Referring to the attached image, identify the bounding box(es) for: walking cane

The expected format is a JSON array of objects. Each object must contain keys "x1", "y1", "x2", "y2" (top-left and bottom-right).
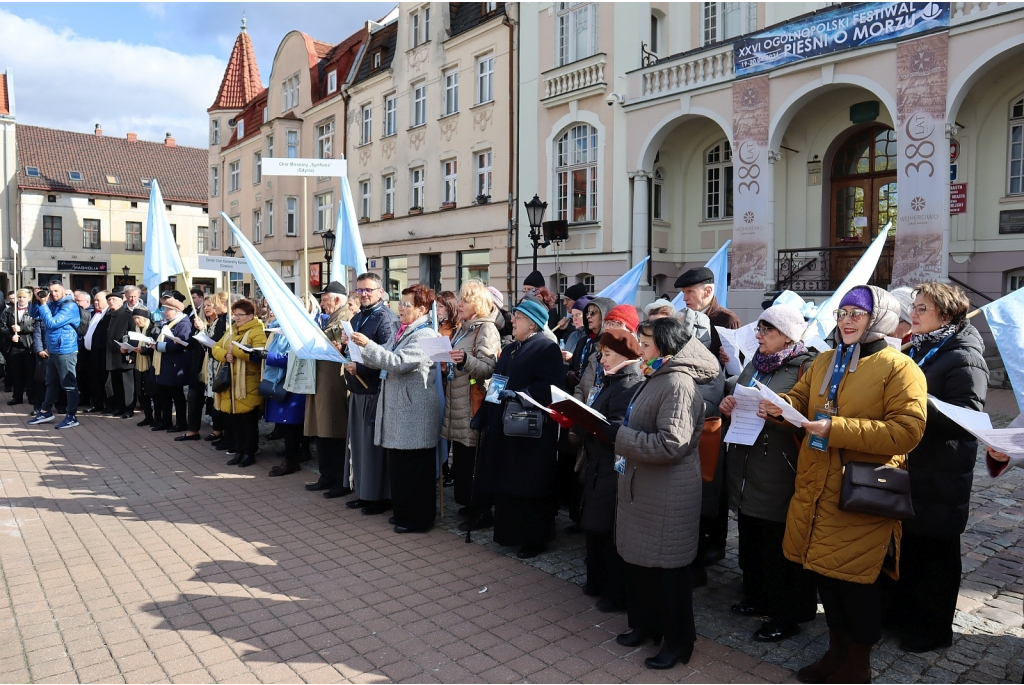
[{"x1": 466, "y1": 428, "x2": 481, "y2": 544}]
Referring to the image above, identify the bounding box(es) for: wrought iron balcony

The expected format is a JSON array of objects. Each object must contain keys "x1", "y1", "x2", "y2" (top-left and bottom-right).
[{"x1": 775, "y1": 244, "x2": 894, "y2": 292}]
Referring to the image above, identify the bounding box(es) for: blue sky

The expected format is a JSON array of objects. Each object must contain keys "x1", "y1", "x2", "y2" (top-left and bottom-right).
[{"x1": 0, "y1": 2, "x2": 393, "y2": 147}]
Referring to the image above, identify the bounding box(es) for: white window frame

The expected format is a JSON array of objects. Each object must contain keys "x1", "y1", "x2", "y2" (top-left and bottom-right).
[
  {"x1": 411, "y1": 167, "x2": 425, "y2": 208},
  {"x1": 286, "y1": 197, "x2": 298, "y2": 236},
  {"x1": 1009, "y1": 95, "x2": 1024, "y2": 195},
  {"x1": 317, "y1": 120, "x2": 334, "y2": 158},
  {"x1": 315, "y1": 192, "x2": 333, "y2": 233},
  {"x1": 360, "y1": 180, "x2": 372, "y2": 219},
  {"x1": 582, "y1": 274, "x2": 595, "y2": 294},
  {"x1": 383, "y1": 174, "x2": 396, "y2": 215},
  {"x1": 556, "y1": 2, "x2": 598, "y2": 67},
  {"x1": 485, "y1": 1, "x2": 497, "y2": 12},
  {"x1": 704, "y1": 139, "x2": 733, "y2": 220},
  {"x1": 253, "y1": 208, "x2": 262, "y2": 244},
  {"x1": 373, "y1": 52, "x2": 381, "y2": 69},
  {"x1": 228, "y1": 160, "x2": 240, "y2": 193},
  {"x1": 286, "y1": 130, "x2": 299, "y2": 158},
  {"x1": 412, "y1": 82, "x2": 426, "y2": 127},
  {"x1": 281, "y1": 72, "x2": 300, "y2": 112},
  {"x1": 653, "y1": 168, "x2": 664, "y2": 220},
  {"x1": 361, "y1": 105, "x2": 372, "y2": 145},
  {"x1": 412, "y1": 11, "x2": 421, "y2": 48},
  {"x1": 477, "y1": 54, "x2": 494, "y2": 104},
  {"x1": 384, "y1": 94, "x2": 397, "y2": 136},
  {"x1": 476, "y1": 150, "x2": 492, "y2": 199},
  {"x1": 265, "y1": 200, "x2": 274, "y2": 237},
  {"x1": 198, "y1": 225, "x2": 209, "y2": 254},
  {"x1": 210, "y1": 119, "x2": 220, "y2": 145},
  {"x1": 210, "y1": 166, "x2": 220, "y2": 197},
  {"x1": 327, "y1": 70, "x2": 338, "y2": 94},
  {"x1": 253, "y1": 151, "x2": 262, "y2": 184},
  {"x1": 442, "y1": 159, "x2": 458, "y2": 204},
  {"x1": 443, "y1": 68, "x2": 459, "y2": 116},
  {"x1": 1009, "y1": 268, "x2": 1024, "y2": 293},
  {"x1": 237, "y1": 118, "x2": 244, "y2": 139},
  {"x1": 266, "y1": 135, "x2": 274, "y2": 158},
  {"x1": 555, "y1": 124, "x2": 599, "y2": 223},
  {"x1": 83, "y1": 218, "x2": 101, "y2": 250},
  {"x1": 211, "y1": 218, "x2": 220, "y2": 251},
  {"x1": 703, "y1": 2, "x2": 757, "y2": 46}
]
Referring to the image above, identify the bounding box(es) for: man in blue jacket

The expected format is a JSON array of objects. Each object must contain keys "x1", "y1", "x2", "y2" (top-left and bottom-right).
[{"x1": 28, "y1": 280, "x2": 82, "y2": 428}]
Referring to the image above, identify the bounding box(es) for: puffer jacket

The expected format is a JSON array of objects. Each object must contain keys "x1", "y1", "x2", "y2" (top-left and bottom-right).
[
  {"x1": 31, "y1": 295, "x2": 79, "y2": 355},
  {"x1": 569, "y1": 297, "x2": 615, "y2": 395},
  {"x1": 903, "y1": 323, "x2": 988, "y2": 538},
  {"x1": 614, "y1": 336, "x2": 721, "y2": 569},
  {"x1": 441, "y1": 309, "x2": 501, "y2": 447},
  {"x1": 780, "y1": 287, "x2": 927, "y2": 583},
  {"x1": 211, "y1": 317, "x2": 267, "y2": 414}
]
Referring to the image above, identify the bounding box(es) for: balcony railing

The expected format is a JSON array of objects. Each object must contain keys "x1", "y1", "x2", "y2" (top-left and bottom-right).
[
  {"x1": 627, "y1": 42, "x2": 734, "y2": 103},
  {"x1": 951, "y1": 2, "x2": 1018, "y2": 24},
  {"x1": 542, "y1": 53, "x2": 607, "y2": 105},
  {"x1": 776, "y1": 244, "x2": 894, "y2": 292}
]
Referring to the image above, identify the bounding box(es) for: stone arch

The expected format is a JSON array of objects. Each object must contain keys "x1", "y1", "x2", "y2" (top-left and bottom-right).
[
  {"x1": 635, "y1": 107, "x2": 733, "y2": 172},
  {"x1": 946, "y1": 33, "x2": 1024, "y2": 124}
]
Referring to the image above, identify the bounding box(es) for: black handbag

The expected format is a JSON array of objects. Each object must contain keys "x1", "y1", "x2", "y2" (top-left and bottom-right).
[
  {"x1": 258, "y1": 378, "x2": 287, "y2": 402},
  {"x1": 839, "y1": 457, "x2": 915, "y2": 520},
  {"x1": 502, "y1": 397, "x2": 545, "y2": 439},
  {"x1": 210, "y1": 363, "x2": 232, "y2": 393}
]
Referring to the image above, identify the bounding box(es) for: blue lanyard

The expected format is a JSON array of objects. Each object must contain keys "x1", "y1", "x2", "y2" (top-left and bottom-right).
[
  {"x1": 826, "y1": 345, "x2": 856, "y2": 405},
  {"x1": 353, "y1": 303, "x2": 383, "y2": 333},
  {"x1": 623, "y1": 383, "x2": 650, "y2": 428},
  {"x1": 908, "y1": 334, "x2": 951, "y2": 368},
  {"x1": 747, "y1": 370, "x2": 773, "y2": 388}
]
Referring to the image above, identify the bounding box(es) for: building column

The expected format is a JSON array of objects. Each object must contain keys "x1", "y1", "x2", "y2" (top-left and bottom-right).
[{"x1": 629, "y1": 170, "x2": 650, "y2": 282}]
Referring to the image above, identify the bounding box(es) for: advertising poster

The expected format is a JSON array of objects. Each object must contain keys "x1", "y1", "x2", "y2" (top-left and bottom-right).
[{"x1": 730, "y1": 76, "x2": 771, "y2": 290}]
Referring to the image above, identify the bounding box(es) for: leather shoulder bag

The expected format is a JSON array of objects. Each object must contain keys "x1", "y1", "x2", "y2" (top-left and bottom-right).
[{"x1": 838, "y1": 451, "x2": 915, "y2": 520}]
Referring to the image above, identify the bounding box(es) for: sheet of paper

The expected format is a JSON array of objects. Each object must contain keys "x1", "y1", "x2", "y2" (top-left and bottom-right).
[
  {"x1": 116, "y1": 341, "x2": 135, "y2": 351},
  {"x1": 194, "y1": 332, "x2": 217, "y2": 348},
  {"x1": 884, "y1": 336, "x2": 902, "y2": 350},
  {"x1": 517, "y1": 391, "x2": 553, "y2": 415},
  {"x1": 805, "y1": 335, "x2": 831, "y2": 352},
  {"x1": 973, "y1": 429, "x2": 1024, "y2": 464},
  {"x1": 165, "y1": 333, "x2": 187, "y2": 346},
  {"x1": 550, "y1": 385, "x2": 608, "y2": 423},
  {"x1": 928, "y1": 395, "x2": 993, "y2": 434},
  {"x1": 230, "y1": 341, "x2": 264, "y2": 354},
  {"x1": 418, "y1": 335, "x2": 453, "y2": 362},
  {"x1": 340, "y1": 321, "x2": 363, "y2": 363},
  {"x1": 752, "y1": 379, "x2": 807, "y2": 427},
  {"x1": 734, "y1": 322, "x2": 759, "y2": 363},
  {"x1": 128, "y1": 331, "x2": 154, "y2": 344},
  {"x1": 723, "y1": 385, "x2": 766, "y2": 446},
  {"x1": 715, "y1": 326, "x2": 743, "y2": 376},
  {"x1": 929, "y1": 398, "x2": 1024, "y2": 463}
]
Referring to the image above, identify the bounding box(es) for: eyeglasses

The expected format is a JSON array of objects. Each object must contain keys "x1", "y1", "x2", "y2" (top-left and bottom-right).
[
  {"x1": 911, "y1": 304, "x2": 934, "y2": 315},
  {"x1": 833, "y1": 308, "x2": 869, "y2": 322},
  {"x1": 755, "y1": 323, "x2": 777, "y2": 335},
  {"x1": 354, "y1": 288, "x2": 379, "y2": 295},
  {"x1": 398, "y1": 301, "x2": 415, "y2": 309}
]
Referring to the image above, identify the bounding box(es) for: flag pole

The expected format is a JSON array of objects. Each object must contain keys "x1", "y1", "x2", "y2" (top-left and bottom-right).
[{"x1": 303, "y1": 176, "x2": 310, "y2": 301}]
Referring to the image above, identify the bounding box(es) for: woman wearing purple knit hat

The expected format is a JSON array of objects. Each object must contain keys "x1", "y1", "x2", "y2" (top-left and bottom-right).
[{"x1": 759, "y1": 285, "x2": 928, "y2": 683}]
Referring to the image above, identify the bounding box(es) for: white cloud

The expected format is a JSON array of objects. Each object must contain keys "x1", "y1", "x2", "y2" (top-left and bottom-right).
[{"x1": 0, "y1": 8, "x2": 222, "y2": 148}]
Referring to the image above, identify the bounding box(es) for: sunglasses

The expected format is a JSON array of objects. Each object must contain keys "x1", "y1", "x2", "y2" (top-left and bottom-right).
[{"x1": 833, "y1": 308, "x2": 869, "y2": 322}]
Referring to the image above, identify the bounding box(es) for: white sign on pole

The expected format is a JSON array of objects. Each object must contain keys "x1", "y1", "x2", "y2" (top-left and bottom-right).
[
  {"x1": 263, "y1": 158, "x2": 347, "y2": 177},
  {"x1": 198, "y1": 255, "x2": 252, "y2": 273}
]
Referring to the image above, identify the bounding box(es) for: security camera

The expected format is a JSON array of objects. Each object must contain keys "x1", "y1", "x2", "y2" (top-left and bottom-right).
[{"x1": 606, "y1": 93, "x2": 624, "y2": 106}]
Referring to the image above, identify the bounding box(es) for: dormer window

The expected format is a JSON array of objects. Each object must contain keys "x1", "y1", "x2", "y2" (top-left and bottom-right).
[
  {"x1": 327, "y1": 70, "x2": 338, "y2": 94},
  {"x1": 141, "y1": 179, "x2": 153, "y2": 189},
  {"x1": 237, "y1": 118, "x2": 245, "y2": 139},
  {"x1": 68, "y1": 171, "x2": 83, "y2": 182},
  {"x1": 373, "y1": 52, "x2": 381, "y2": 69},
  {"x1": 25, "y1": 166, "x2": 40, "y2": 177}
]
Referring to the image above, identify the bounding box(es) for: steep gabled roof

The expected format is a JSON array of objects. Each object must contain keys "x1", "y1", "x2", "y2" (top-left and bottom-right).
[
  {"x1": 17, "y1": 125, "x2": 208, "y2": 204},
  {"x1": 219, "y1": 89, "x2": 269, "y2": 151},
  {"x1": 312, "y1": 28, "x2": 365, "y2": 105},
  {"x1": 209, "y1": 23, "x2": 263, "y2": 112},
  {"x1": 353, "y1": 20, "x2": 397, "y2": 86}
]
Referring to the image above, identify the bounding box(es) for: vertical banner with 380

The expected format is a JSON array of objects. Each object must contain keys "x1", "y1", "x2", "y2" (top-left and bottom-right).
[
  {"x1": 731, "y1": 76, "x2": 771, "y2": 290},
  {"x1": 891, "y1": 32, "x2": 949, "y2": 287}
]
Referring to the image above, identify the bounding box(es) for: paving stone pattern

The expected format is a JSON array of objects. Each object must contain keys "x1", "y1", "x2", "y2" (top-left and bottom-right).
[{"x1": 0, "y1": 389, "x2": 1021, "y2": 683}]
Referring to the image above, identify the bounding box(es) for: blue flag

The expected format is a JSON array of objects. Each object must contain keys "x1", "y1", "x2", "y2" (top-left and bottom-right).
[
  {"x1": 332, "y1": 176, "x2": 367, "y2": 288},
  {"x1": 221, "y1": 213, "x2": 345, "y2": 363},
  {"x1": 982, "y1": 288, "x2": 1024, "y2": 413},
  {"x1": 431, "y1": 301, "x2": 448, "y2": 478},
  {"x1": 143, "y1": 179, "x2": 185, "y2": 311},
  {"x1": 596, "y1": 256, "x2": 650, "y2": 306},
  {"x1": 672, "y1": 240, "x2": 732, "y2": 311}
]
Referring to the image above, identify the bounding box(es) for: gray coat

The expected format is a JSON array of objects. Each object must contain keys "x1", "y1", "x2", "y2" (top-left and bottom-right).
[
  {"x1": 440, "y1": 309, "x2": 500, "y2": 447},
  {"x1": 614, "y1": 336, "x2": 720, "y2": 569},
  {"x1": 360, "y1": 315, "x2": 441, "y2": 450}
]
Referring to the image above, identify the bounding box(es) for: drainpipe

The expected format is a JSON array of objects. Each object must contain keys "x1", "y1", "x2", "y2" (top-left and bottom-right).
[{"x1": 503, "y1": 11, "x2": 518, "y2": 306}]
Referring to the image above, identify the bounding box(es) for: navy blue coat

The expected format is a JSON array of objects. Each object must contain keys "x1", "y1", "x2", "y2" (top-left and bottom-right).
[
  {"x1": 344, "y1": 301, "x2": 400, "y2": 394},
  {"x1": 264, "y1": 349, "x2": 305, "y2": 424},
  {"x1": 154, "y1": 315, "x2": 193, "y2": 387}
]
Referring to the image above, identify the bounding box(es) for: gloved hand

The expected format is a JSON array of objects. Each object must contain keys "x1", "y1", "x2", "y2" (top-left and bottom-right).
[
  {"x1": 470, "y1": 413, "x2": 482, "y2": 431},
  {"x1": 498, "y1": 389, "x2": 518, "y2": 401},
  {"x1": 597, "y1": 421, "x2": 621, "y2": 444},
  {"x1": 248, "y1": 349, "x2": 264, "y2": 363},
  {"x1": 549, "y1": 409, "x2": 574, "y2": 430}
]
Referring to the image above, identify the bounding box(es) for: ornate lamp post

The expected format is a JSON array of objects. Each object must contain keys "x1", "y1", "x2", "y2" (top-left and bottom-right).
[
  {"x1": 321, "y1": 229, "x2": 336, "y2": 285},
  {"x1": 524, "y1": 194, "x2": 549, "y2": 273}
]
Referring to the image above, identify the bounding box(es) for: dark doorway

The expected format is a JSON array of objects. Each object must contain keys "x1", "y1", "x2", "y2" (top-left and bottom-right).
[{"x1": 71, "y1": 274, "x2": 108, "y2": 294}]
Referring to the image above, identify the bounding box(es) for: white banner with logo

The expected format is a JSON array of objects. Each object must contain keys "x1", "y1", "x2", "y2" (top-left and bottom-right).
[
  {"x1": 263, "y1": 157, "x2": 347, "y2": 177},
  {"x1": 892, "y1": 32, "x2": 949, "y2": 287},
  {"x1": 731, "y1": 76, "x2": 771, "y2": 290}
]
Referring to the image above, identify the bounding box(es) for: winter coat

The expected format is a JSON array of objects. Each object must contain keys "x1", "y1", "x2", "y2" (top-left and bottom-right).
[
  {"x1": 153, "y1": 314, "x2": 193, "y2": 386},
  {"x1": 263, "y1": 329, "x2": 306, "y2": 425},
  {"x1": 304, "y1": 308, "x2": 349, "y2": 438},
  {"x1": 105, "y1": 306, "x2": 136, "y2": 372},
  {"x1": 780, "y1": 340, "x2": 927, "y2": 583},
  {"x1": 31, "y1": 295, "x2": 79, "y2": 355},
  {"x1": 725, "y1": 350, "x2": 816, "y2": 523},
  {"x1": 614, "y1": 336, "x2": 721, "y2": 568},
  {"x1": 440, "y1": 309, "x2": 501, "y2": 447},
  {"x1": 578, "y1": 362, "x2": 644, "y2": 533},
  {"x1": 185, "y1": 311, "x2": 208, "y2": 385},
  {"x1": 903, "y1": 323, "x2": 988, "y2": 538},
  {"x1": 211, "y1": 317, "x2": 267, "y2": 414},
  {"x1": 0, "y1": 306, "x2": 35, "y2": 354},
  {"x1": 344, "y1": 301, "x2": 400, "y2": 395},
  {"x1": 476, "y1": 332, "x2": 566, "y2": 498},
  {"x1": 359, "y1": 315, "x2": 440, "y2": 450}
]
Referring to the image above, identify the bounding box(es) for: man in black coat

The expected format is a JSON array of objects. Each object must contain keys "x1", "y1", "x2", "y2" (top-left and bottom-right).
[
  {"x1": 104, "y1": 289, "x2": 136, "y2": 418},
  {"x1": 83, "y1": 291, "x2": 111, "y2": 414}
]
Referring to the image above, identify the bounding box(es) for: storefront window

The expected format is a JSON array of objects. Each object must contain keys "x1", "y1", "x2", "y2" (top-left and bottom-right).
[
  {"x1": 385, "y1": 256, "x2": 407, "y2": 303},
  {"x1": 457, "y1": 250, "x2": 490, "y2": 288}
]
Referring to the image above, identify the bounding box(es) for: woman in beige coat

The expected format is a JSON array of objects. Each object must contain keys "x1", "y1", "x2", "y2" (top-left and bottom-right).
[{"x1": 440, "y1": 280, "x2": 501, "y2": 532}]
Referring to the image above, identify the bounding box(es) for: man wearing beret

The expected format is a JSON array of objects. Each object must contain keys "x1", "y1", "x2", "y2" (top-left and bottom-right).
[{"x1": 674, "y1": 266, "x2": 741, "y2": 362}]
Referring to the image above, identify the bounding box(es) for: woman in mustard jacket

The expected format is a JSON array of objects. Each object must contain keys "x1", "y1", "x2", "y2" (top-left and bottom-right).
[
  {"x1": 760, "y1": 285, "x2": 927, "y2": 684},
  {"x1": 210, "y1": 298, "x2": 267, "y2": 468}
]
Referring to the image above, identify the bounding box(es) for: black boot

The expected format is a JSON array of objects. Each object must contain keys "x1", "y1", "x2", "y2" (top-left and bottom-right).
[
  {"x1": 238, "y1": 454, "x2": 255, "y2": 468},
  {"x1": 644, "y1": 642, "x2": 694, "y2": 670},
  {"x1": 226, "y1": 454, "x2": 243, "y2": 466}
]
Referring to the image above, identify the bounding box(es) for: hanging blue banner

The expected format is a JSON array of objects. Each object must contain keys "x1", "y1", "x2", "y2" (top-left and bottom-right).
[{"x1": 734, "y1": 2, "x2": 950, "y2": 77}]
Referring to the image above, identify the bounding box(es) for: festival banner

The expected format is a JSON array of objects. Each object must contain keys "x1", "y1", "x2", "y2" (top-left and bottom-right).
[
  {"x1": 730, "y1": 76, "x2": 770, "y2": 291},
  {"x1": 891, "y1": 32, "x2": 949, "y2": 287}
]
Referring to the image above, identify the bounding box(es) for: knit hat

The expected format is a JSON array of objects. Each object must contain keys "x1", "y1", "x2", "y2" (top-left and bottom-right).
[
  {"x1": 571, "y1": 295, "x2": 593, "y2": 312},
  {"x1": 758, "y1": 305, "x2": 806, "y2": 343},
  {"x1": 838, "y1": 286, "x2": 874, "y2": 314},
  {"x1": 599, "y1": 328, "x2": 641, "y2": 360},
  {"x1": 512, "y1": 299, "x2": 548, "y2": 331},
  {"x1": 644, "y1": 298, "x2": 676, "y2": 316},
  {"x1": 564, "y1": 282, "x2": 588, "y2": 301},
  {"x1": 523, "y1": 270, "x2": 544, "y2": 288},
  {"x1": 132, "y1": 307, "x2": 151, "y2": 320},
  {"x1": 604, "y1": 304, "x2": 639, "y2": 333},
  {"x1": 486, "y1": 286, "x2": 505, "y2": 309},
  {"x1": 889, "y1": 286, "x2": 914, "y2": 324}
]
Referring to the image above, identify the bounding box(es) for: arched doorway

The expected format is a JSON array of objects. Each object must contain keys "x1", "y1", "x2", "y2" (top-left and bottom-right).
[{"x1": 827, "y1": 124, "x2": 898, "y2": 287}]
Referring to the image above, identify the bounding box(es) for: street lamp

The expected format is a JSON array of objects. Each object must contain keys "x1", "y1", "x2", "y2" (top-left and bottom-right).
[
  {"x1": 223, "y1": 246, "x2": 235, "y2": 294},
  {"x1": 524, "y1": 194, "x2": 549, "y2": 273},
  {"x1": 224, "y1": 246, "x2": 235, "y2": 258},
  {"x1": 321, "y1": 229, "x2": 336, "y2": 286},
  {"x1": 122, "y1": 265, "x2": 130, "y2": 277}
]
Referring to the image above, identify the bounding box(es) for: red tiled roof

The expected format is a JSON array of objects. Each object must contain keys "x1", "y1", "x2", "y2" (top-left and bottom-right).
[
  {"x1": 0, "y1": 73, "x2": 9, "y2": 116},
  {"x1": 209, "y1": 29, "x2": 262, "y2": 112},
  {"x1": 312, "y1": 28, "x2": 365, "y2": 105},
  {"x1": 219, "y1": 89, "x2": 268, "y2": 151},
  {"x1": 16, "y1": 125, "x2": 208, "y2": 204},
  {"x1": 312, "y1": 39, "x2": 334, "y2": 60}
]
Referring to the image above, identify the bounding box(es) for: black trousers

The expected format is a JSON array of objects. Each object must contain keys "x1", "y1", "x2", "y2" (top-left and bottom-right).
[
  {"x1": 76, "y1": 347, "x2": 91, "y2": 407},
  {"x1": 109, "y1": 369, "x2": 135, "y2": 413},
  {"x1": 737, "y1": 513, "x2": 817, "y2": 625},
  {"x1": 211, "y1": 405, "x2": 226, "y2": 432},
  {"x1": 155, "y1": 384, "x2": 186, "y2": 427},
  {"x1": 135, "y1": 369, "x2": 153, "y2": 419},
  {"x1": 586, "y1": 531, "x2": 627, "y2": 604},
  {"x1": 626, "y1": 563, "x2": 697, "y2": 651},
  {"x1": 815, "y1": 573, "x2": 882, "y2": 645},
  {"x1": 186, "y1": 381, "x2": 206, "y2": 432},
  {"x1": 493, "y1": 493, "x2": 556, "y2": 548},
  {"x1": 228, "y1": 410, "x2": 259, "y2": 457},
  {"x1": 451, "y1": 440, "x2": 493, "y2": 511},
  {"x1": 89, "y1": 353, "x2": 109, "y2": 410},
  {"x1": 388, "y1": 447, "x2": 437, "y2": 531},
  {"x1": 7, "y1": 351, "x2": 34, "y2": 402},
  {"x1": 315, "y1": 437, "x2": 346, "y2": 483},
  {"x1": 890, "y1": 533, "x2": 961, "y2": 644},
  {"x1": 280, "y1": 424, "x2": 304, "y2": 462}
]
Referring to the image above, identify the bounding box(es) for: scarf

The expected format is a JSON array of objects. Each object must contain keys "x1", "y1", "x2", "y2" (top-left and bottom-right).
[
  {"x1": 135, "y1": 324, "x2": 152, "y2": 373},
  {"x1": 231, "y1": 329, "x2": 252, "y2": 401},
  {"x1": 152, "y1": 312, "x2": 185, "y2": 376},
  {"x1": 752, "y1": 341, "x2": 807, "y2": 375},
  {"x1": 642, "y1": 355, "x2": 672, "y2": 377},
  {"x1": 910, "y1": 322, "x2": 958, "y2": 351}
]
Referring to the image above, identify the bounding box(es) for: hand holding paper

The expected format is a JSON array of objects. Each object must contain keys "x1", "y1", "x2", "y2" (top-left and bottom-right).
[
  {"x1": 752, "y1": 379, "x2": 807, "y2": 427},
  {"x1": 715, "y1": 326, "x2": 744, "y2": 376},
  {"x1": 723, "y1": 385, "x2": 766, "y2": 445},
  {"x1": 194, "y1": 332, "x2": 217, "y2": 348},
  {"x1": 418, "y1": 335, "x2": 454, "y2": 362},
  {"x1": 128, "y1": 331, "x2": 155, "y2": 345},
  {"x1": 340, "y1": 321, "x2": 363, "y2": 363}
]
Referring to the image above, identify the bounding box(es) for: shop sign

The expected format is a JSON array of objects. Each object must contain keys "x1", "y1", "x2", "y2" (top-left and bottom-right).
[
  {"x1": 950, "y1": 183, "x2": 966, "y2": 215},
  {"x1": 735, "y1": 2, "x2": 950, "y2": 77},
  {"x1": 57, "y1": 260, "x2": 107, "y2": 273},
  {"x1": 309, "y1": 263, "x2": 321, "y2": 287}
]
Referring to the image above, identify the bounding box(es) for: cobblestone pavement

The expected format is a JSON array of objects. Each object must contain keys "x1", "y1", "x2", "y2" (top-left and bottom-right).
[{"x1": 1, "y1": 390, "x2": 1022, "y2": 683}]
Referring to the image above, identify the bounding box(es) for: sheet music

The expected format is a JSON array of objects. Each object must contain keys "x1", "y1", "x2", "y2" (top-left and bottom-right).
[
  {"x1": 715, "y1": 326, "x2": 744, "y2": 376},
  {"x1": 418, "y1": 335, "x2": 453, "y2": 362},
  {"x1": 340, "y1": 321, "x2": 363, "y2": 363},
  {"x1": 128, "y1": 331, "x2": 154, "y2": 344},
  {"x1": 752, "y1": 379, "x2": 807, "y2": 427},
  {"x1": 194, "y1": 332, "x2": 217, "y2": 348},
  {"x1": 723, "y1": 385, "x2": 766, "y2": 446},
  {"x1": 734, "y1": 322, "x2": 759, "y2": 363},
  {"x1": 928, "y1": 396, "x2": 1024, "y2": 464},
  {"x1": 550, "y1": 385, "x2": 609, "y2": 423}
]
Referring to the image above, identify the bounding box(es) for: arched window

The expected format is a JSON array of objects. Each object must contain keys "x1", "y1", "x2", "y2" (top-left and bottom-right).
[
  {"x1": 577, "y1": 273, "x2": 595, "y2": 294},
  {"x1": 556, "y1": 124, "x2": 599, "y2": 223},
  {"x1": 555, "y1": 273, "x2": 567, "y2": 295},
  {"x1": 1009, "y1": 95, "x2": 1024, "y2": 195},
  {"x1": 704, "y1": 140, "x2": 732, "y2": 220}
]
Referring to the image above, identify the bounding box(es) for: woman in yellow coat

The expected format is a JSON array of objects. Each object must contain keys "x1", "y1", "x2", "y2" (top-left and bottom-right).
[
  {"x1": 210, "y1": 298, "x2": 267, "y2": 468},
  {"x1": 760, "y1": 285, "x2": 927, "y2": 684}
]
